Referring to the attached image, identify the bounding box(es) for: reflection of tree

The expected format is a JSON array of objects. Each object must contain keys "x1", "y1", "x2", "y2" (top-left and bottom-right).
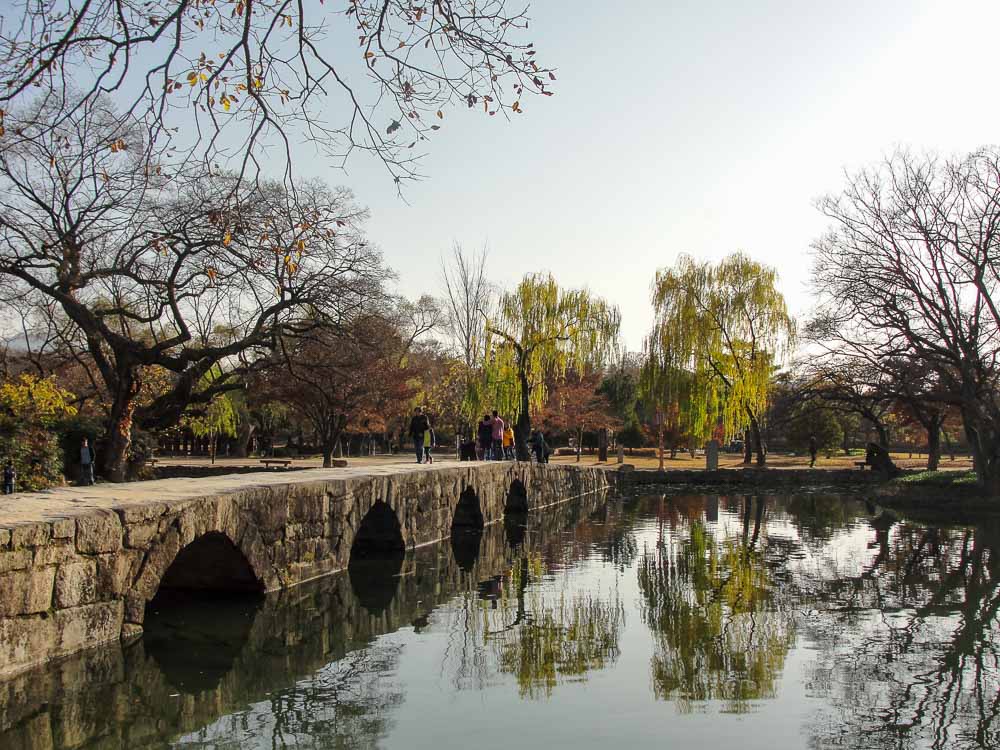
[
  {"x1": 804, "y1": 520, "x2": 1000, "y2": 750},
  {"x1": 174, "y1": 641, "x2": 404, "y2": 750},
  {"x1": 638, "y1": 503, "x2": 796, "y2": 713},
  {"x1": 439, "y1": 550, "x2": 626, "y2": 700},
  {"x1": 493, "y1": 569, "x2": 625, "y2": 699}
]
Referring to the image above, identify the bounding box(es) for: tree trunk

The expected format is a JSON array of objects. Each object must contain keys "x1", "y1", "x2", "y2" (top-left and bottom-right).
[
  {"x1": 232, "y1": 422, "x2": 255, "y2": 458},
  {"x1": 841, "y1": 424, "x2": 850, "y2": 455},
  {"x1": 743, "y1": 428, "x2": 752, "y2": 465},
  {"x1": 103, "y1": 373, "x2": 139, "y2": 482},
  {"x1": 926, "y1": 418, "x2": 942, "y2": 472},
  {"x1": 515, "y1": 368, "x2": 532, "y2": 461},
  {"x1": 749, "y1": 414, "x2": 766, "y2": 467},
  {"x1": 875, "y1": 421, "x2": 890, "y2": 449},
  {"x1": 962, "y1": 407, "x2": 1000, "y2": 490}
]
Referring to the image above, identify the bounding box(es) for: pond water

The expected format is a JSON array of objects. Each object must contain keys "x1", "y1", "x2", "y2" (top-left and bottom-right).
[{"x1": 2, "y1": 492, "x2": 999, "y2": 749}]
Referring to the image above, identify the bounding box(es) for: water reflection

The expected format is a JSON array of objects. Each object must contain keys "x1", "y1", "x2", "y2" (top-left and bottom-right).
[
  {"x1": 638, "y1": 496, "x2": 794, "y2": 712},
  {"x1": 801, "y1": 517, "x2": 1000, "y2": 749},
  {"x1": 3, "y1": 490, "x2": 1000, "y2": 749}
]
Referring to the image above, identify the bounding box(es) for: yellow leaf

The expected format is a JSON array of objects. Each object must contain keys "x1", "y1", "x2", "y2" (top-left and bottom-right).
[
  {"x1": 364, "y1": 51, "x2": 375, "y2": 59},
  {"x1": 222, "y1": 97, "x2": 231, "y2": 111},
  {"x1": 223, "y1": 231, "x2": 232, "y2": 246}
]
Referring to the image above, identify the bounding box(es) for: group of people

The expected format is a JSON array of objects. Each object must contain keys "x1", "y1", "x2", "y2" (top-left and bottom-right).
[
  {"x1": 477, "y1": 411, "x2": 515, "y2": 460},
  {"x1": 407, "y1": 406, "x2": 551, "y2": 464}
]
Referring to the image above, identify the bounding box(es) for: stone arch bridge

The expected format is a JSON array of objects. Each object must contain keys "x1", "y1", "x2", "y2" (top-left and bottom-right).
[
  {"x1": 0, "y1": 491, "x2": 614, "y2": 749},
  {"x1": 0, "y1": 462, "x2": 613, "y2": 679}
]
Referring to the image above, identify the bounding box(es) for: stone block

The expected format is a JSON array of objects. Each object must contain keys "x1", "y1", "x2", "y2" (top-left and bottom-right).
[
  {"x1": 54, "y1": 600, "x2": 123, "y2": 658},
  {"x1": 34, "y1": 542, "x2": 80, "y2": 566},
  {"x1": 50, "y1": 519, "x2": 75, "y2": 540},
  {"x1": 0, "y1": 612, "x2": 57, "y2": 679},
  {"x1": 133, "y1": 528, "x2": 179, "y2": 600},
  {"x1": 123, "y1": 594, "x2": 144, "y2": 624},
  {"x1": 288, "y1": 492, "x2": 324, "y2": 523},
  {"x1": 124, "y1": 521, "x2": 158, "y2": 548},
  {"x1": 0, "y1": 567, "x2": 55, "y2": 616},
  {"x1": 117, "y1": 502, "x2": 166, "y2": 525},
  {"x1": 10, "y1": 523, "x2": 51, "y2": 550},
  {"x1": 75, "y1": 511, "x2": 123, "y2": 554},
  {"x1": 96, "y1": 550, "x2": 142, "y2": 597},
  {"x1": 54, "y1": 559, "x2": 98, "y2": 608},
  {"x1": 0, "y1": 549, "x2": 32, "y2": 574}
]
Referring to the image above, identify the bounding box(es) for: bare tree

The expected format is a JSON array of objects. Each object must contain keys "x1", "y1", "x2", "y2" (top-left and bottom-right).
[
  {"x1": 265, "y1": 300, "x2": 435, "y2": 467},
  {"x1": 0, "y1": 96, "x2": 387, "y2": 479},
  {"x1": 0, "y1": 0, "x2": 556, "y2": 184},
  {"x1": 811, "y1": 147, "x2": 1000, "y2": 488},
  {"x1": 440, "y1": 241, "x2": 492, "y2": 368}
]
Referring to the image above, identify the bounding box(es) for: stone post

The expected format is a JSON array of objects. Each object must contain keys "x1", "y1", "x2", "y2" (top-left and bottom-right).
[
  {"x1": 617, "y1": 444, "x2": 624, "y2": 464},
  {"x1": 706, "y1": 439, "x2": 720, "y2": 471}
]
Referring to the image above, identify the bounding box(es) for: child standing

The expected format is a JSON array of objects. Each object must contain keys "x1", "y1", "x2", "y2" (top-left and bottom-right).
[
  {"x1": 423, "y1": 424, "x2": 435, "y2": 464},
  {"x1": 2, "y1": 459, "x2": 14, "y2": 494},
  {"x1": 503, "y1": 424, "x2": 515, "y2": 460}
]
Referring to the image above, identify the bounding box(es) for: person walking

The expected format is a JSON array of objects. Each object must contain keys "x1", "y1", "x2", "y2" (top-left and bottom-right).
[
  {"x1": 408, "y1": 407, "x2": 430, "y2": 464},
  {"x1": 477, "y1": 415, "x2": 493, "y2": 460},
  {"x1": 423, "y1": 422, "x2": 435, "y2": 464},
  {"x1": 2, "y1": 459, "x2": 14, "y2": 494},
  {"x1": 490, "y1": 411, "x2": 505, "y2": 461},
  {"x1": 80, "y1": 438, "x2": 95, "y2": 486},
  {"x1": 530, "y1": 430, "x2": 549, "y2": 464},
  {"x1": 503, "y1": 423, "x2": 515, "y2": 460},
  {"x1": 808, "y1": 434, "x2": 819, "y2": 468}
]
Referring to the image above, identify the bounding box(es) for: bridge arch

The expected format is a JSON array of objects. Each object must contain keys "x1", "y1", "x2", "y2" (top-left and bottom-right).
[
  {"x1": 451, "y1": 486, "x2": 485, "y2": 532},
  {"x1": 157, "y1": 531, "x2": 264, "y2": 594},
  {"x1": 349, "y1": 500, "x2": 406, "y2": 615},
  {"x1": 505, "y1": 478, "x2": 529, "y2": 514}
]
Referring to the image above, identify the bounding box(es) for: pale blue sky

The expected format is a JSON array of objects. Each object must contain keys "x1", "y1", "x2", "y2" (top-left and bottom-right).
[{"x1": 287, "y1": 0, "x2": 999, "y2": 349}]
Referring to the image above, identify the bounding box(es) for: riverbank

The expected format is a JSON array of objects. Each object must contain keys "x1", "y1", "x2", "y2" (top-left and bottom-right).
[{"x1": 615, "y1": 465, "x2": 1000, "y2": 517}]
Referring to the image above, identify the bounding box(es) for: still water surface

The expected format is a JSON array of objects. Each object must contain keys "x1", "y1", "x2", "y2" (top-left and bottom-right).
[{"x1": 3, "y1": 492, "x2": 1000, "y2": 749}]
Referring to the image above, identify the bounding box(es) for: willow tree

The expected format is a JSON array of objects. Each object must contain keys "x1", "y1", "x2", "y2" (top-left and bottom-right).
[
  {"x1": 485, "y1": 274, "x2": 620, "y2": 459},
  {"x1": 646, "y1": 253, "x2": 795, "y2": 466}
]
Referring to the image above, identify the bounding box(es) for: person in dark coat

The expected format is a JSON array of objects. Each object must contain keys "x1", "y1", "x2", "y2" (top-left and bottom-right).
[
  {"x1": 808, "y1": 434, "x2": 818, "y2": 468},
  {"x1": 2, "y1": 459, "x2": 14, "y2": 494},
  {"x1": 477, "y1": 415, "x2": 493, "y2": 461},
  {"x1": 408, "y1": 407, "x2": 430, "y2": 464},
  {"x1": 80, "y1": 438, "x2": 96, "y2": 486},
  {"x1": 530, "y1": 430, "x2": 549, "y2": 464}
]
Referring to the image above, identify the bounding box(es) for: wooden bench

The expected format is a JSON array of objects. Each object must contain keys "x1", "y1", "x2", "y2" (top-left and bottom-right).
[
  {"x1": 260, "y1": 459, "x2": 292, "y2": 469},
  {"x1": 144, "y1": 458, "x2": 158, "y2": 467},
  {"x1": 855, "y1": 461, "x2": 868, "y2": 470}
]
